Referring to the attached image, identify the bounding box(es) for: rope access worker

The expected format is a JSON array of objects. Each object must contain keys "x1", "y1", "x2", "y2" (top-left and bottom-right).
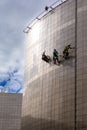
[
  {"x1": 42, "y1": 51, "x2": 51, "y2": 63},
  {"x1": 53, "y1": 49, "x2": 60, "y2": 64},
  {"x1": 63, "y1": 44, "x2": 73, "y2": 59}
]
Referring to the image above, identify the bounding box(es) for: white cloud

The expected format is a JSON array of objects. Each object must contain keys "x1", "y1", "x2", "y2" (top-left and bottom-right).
[{"x1": 0, "y1": 0, "x2": 58, "y2": 93}]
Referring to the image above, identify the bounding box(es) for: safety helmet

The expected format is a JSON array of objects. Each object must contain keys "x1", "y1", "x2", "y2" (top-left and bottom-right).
[{"x1": 54, "y1": 49, "x2": 56, "y2": 51}]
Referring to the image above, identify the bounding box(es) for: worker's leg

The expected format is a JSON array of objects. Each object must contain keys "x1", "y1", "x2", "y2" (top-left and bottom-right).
[
  {"x1": 65, "y1": 52, "x2": 69, "y2": 59},
  {"x1": 42, "y1": 55, "x2": 49, "y2": 62},
  {"x1": 53, "y1": 56, "x2": 56, "y2": 64},
  {"x1": 63, "y1": 51, "x2": 66, "y2": 58},
  {"x1": 56, "y1": 56, "x2": 60, "y2": 63},
  {"x1": 66, "y1": 52, "x2": 69, "y2": 57},
  {"x1": 45, "y1": 56, "x2": 49, "y2": 62},
  {"x1": 47, "y1": 56, "x2": 51, "y2": 62}
]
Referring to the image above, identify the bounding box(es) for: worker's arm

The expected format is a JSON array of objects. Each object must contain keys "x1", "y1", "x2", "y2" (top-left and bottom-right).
[
  {"x1": 70, "y1": 47, "x2": 75, "y2": 49},
  {"x1": 70, "y1": 46, "x2": 75, "y2": 49}
]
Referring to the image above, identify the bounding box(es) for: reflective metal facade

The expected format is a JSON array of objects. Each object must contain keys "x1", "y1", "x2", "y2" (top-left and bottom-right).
[{"x1": 22, "y1": 0, "x2": 87, "y2": 130}]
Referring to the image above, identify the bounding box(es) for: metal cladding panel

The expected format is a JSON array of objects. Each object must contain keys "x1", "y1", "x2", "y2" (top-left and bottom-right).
[
  {"x1": 0, "y1": 93, "x2": 22, "y2": 130},
  {"x1": 22, "y1": 0, "x2": 87, "y2": 130},
  {"x1": 77, "y1": 0, "x2": 87, "y2": 129}
]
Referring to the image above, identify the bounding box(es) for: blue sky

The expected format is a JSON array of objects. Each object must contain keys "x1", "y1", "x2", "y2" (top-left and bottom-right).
[{"x1": 0, "y1": 0, "x2": 58, "y2": 93}]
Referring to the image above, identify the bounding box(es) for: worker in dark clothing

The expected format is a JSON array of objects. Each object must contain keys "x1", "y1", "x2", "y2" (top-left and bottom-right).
[
  {"x1": 42, "y1": 51, "x2": 51, "y2": 63},
  {"x1": 63, "y1": 44, "x2": 73, "y2": 59},
  {"x1": 53, "y1": 49, "x2": 60, "y2": 64}
]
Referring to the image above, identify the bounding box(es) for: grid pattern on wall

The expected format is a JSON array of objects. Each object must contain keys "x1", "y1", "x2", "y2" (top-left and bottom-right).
[
  {"x1": 77, "y1": 0, "x2": 87, "y2": 130},
  {"x1": 22, "y1": 0, "x2": 87, "y2": 130},
  {"x1": 0, "y1": 93, "x2": 22, "y2": 130}
]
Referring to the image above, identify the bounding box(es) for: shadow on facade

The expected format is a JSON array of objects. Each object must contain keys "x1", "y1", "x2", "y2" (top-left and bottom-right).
[
  {"x1": 61, "y1": 56, "x2": 75, "y2": 67},
  {"x1": 21, "y1": 115, "x2": 75, "y2": 130}
]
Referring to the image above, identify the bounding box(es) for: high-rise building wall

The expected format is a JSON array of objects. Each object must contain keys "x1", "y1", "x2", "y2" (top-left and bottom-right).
[
  {"x1": 0, "y1": 93, "x2": 22, "y2": 130},
  {"x1": 77, "y1": 0, "x2": 87, "y2": 129},
  {"x1": 22, "y1": 0, "x2": 87, "y2": 130}
]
